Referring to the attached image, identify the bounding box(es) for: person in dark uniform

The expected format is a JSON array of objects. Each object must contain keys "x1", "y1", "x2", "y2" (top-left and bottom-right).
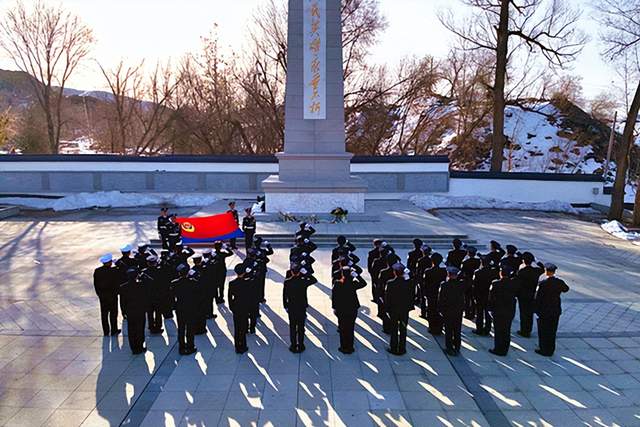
[
  {"x1": 439, "y1": 266, "x2": 467, "y2": 356},
  {"x1": 461, "y1": 247, "x2": 481, "y2": 320},
  {"x1": 229, "y1": 264, "x2": 253, "y2": 354},
  {"x1": 175, "y1": 243, "x2": 195, "y2": 266},
  {"x1": 385, "y1": 264, "x2": 413, "y2": 355},
  {"x1": 159, "y1": 250, "x2": 176, "y2": 319},
  {"x1": 415, "y1": 245, "x2": 433, "y2": 318},
  {"x1": 407, "y1": 239, "x2": 423, "y2": 307},
  {"x1": 292, "y1": 235, "x2": 318, "y2": 256},
  {"x1": 424, "y1": 252, "x2": 447, "y2": 335},
  {"x1": 485, "y1": 240, "x2": 505, "y2": 267},
  {"x1": 115, "y1": 244, "x2": 138, "y2": 320},
  {"x1": 120, "y1": 268, "x2": 148, "y2": 354},
  {"x1": 295, "y1": 222, "x2": 316, "y2": 240},
  {"x1": 374, "y1": 249, "x2": 398, "y2": 334},
  {"x1": 332, "y1": 255, "x2": 362, "y2": 281},
  {"x1": 93, "y1": 254, "x2": 121, "y2": 336},
  {"x1": 255, "y1": 237, "x2": 274, "y2": 303},
  {"x1": 157, "y1": 208, "x2": 170, "y2": 249},
  {"x1": 200, "y1": 248, "x2": 217, "y2": 318},
  {"x1": 140, "y1": 255, "x2": 164, "y2": 334},
  {"x1": 367, "y1": 239, "x2": 384, "y2": 302},
  {"x1": 283, "y1": 263, "x2": 318, "y2": 353},
  {"x1": 472, "y1": 257, "x2": 498, "y2": 336},
  {"x1": 242, "y1": 259, "x2": 260, "y2": 334},
  {"x1": 534, "y1": 263, "x2": 569, "y2": 356},
  {"x1": 332, "y1": 266, "x2": 367, "y2": 354},
  {"x1": 172, "y1": 264, "x2": 198, "y2": 355},
  {"x1": 500, "y1": 245, "x2": 522, "y2": 273},
  {"x1": 516, "y1": 252, "x2": 545, "y2": 338},
  {"x1": 446, "y1": 238, "x2": 467, "y2": 268},
  {"x1": 242, "y1": 208, "x2": 257, "y2": 252},
  {"x1": 167, "y1": 214, "x2": 182, "y2": 250},
  {"x1": 191, "y1": 255, "x2": 209, "y2": 335},
  {"x1": 212, "y1": 241, "x2": 233, "y2": 304},
  {"x1": 488, "y1": 264, "x2": 519, "y2": 356},
  {"x1": 227, "y1": 201, "x2": 239, "y2": 249},
  {"x1": 332, "y1": 235, "x2": 356, "y2": 262}
]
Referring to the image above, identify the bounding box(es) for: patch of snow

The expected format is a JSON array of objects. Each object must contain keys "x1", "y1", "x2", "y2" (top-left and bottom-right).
[
  {"x1": 600, "y1": 220, "x2": 640, "y2": 241},
  {"x1": 410, "y1": 194, "x2": 578, "y2": 214},
  {"x1": 1, "y1": 191, "x2": 219, "y2": 211}
]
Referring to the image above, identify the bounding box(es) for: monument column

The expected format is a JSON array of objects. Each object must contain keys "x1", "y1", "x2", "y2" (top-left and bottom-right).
[{"x1": 262, "y1": 0, "x2": 367, "y2": 213}]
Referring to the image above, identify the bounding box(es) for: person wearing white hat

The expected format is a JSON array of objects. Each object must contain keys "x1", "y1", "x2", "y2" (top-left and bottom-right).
[
  {"x1": 115, "y1": 244, "x2": 138, "y2": 320},
  {"x1": 93, "y1": 254, "x2": 121, "y2": 336}
]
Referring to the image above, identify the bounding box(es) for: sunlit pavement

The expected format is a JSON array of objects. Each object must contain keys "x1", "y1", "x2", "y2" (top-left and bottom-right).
[{"x1": 0, "y1": 207, "x2": 639, "y2": 426}]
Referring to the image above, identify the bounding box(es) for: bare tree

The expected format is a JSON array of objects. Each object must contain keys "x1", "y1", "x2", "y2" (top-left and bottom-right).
[
  {"x1": 0, "y1": 1, "x2": 94, "y2": 153},
  {"x1": 590, "y1": 92, "x2": 620, "y2": 123},
  {"x1": 594, "y1": 0, "x2": 640, "y2": 223},
  {"x1": 440, "y1": 0, "x2": 586, "y2": 171}
]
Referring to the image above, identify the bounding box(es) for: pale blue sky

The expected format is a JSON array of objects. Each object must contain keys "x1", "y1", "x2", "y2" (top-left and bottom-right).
[{"x1": 0, "y1": 0, "x2": 616, "y2": 100}]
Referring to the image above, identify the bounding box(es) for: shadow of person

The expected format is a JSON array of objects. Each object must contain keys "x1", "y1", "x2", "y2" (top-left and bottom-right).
[{"x1": 95, "y1": 336, "x2": 132, "y2": 426}]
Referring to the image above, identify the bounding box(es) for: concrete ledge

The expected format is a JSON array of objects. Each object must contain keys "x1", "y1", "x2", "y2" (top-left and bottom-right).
[{"x1": 0, "y1": 206, "x2": 19, "y2": 219}]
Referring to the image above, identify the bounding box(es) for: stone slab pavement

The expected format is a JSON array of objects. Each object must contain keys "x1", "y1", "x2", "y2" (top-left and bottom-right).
[{"x1": 0, "y1": 206, "x2": 639, "y2": 426}]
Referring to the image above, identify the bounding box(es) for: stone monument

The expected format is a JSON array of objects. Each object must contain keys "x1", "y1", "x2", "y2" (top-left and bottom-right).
[{"x1": 262, "y1": 0, "x2": 367, "y2": 213}]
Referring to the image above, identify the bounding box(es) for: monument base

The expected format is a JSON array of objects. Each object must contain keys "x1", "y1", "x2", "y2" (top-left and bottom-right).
[{"x1": 262, "y1": 175, "x2": 367, "y2": 213}]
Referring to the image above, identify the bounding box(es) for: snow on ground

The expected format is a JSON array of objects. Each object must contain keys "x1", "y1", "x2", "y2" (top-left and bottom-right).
[
  {"x1": 410, "y1": 194, "x2": 578, "y2": 214},
  {"x1": 1, "y1": 192, "x2": 219, "y2": 211},
  {"x1": 601, "y1": 220, "x2": 640, "y2": 242}
]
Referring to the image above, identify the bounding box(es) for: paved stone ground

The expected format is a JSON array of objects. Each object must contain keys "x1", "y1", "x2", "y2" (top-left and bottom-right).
[{"x1": 0, "y1": 206, "x2": 639, "y2": 426}]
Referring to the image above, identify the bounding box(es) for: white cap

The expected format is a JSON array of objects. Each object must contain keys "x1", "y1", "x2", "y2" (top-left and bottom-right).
[
  {"x1": 120, "y1": 244, "x2": 133, "y2": 252},
  {"x1": 203, "y1": 248, "x2": 212, "y2": 255},
  {"x1": 100, "y1": 253, "x2": 113, "y2": 264}
]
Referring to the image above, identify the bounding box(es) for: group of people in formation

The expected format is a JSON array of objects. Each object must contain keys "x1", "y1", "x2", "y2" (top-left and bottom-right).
[{"x1": 94, "y1": 205, "x2": 569, "y2": 358}]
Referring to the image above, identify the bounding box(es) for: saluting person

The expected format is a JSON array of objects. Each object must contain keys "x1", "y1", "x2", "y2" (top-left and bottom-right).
[
  {"x1": 242, "y1": 208, "x2": 257, "y2": 252},
  {"x1": 157, "y1": 208, "x2": 170, "y2": 249},
  {"x1": 283, "y1": 264, "x2": 318, "y2": 353},
  {"x1": 172, "y1": 264, "x2": 198, "y2": 355},
  {"x1": 227, "y1": 201, "x2": 239, "y2": 249},
  {"x1": 229, "y1": 264, "x2": 253, "y2": 354},
  {"x1": 516, "y1": 252, "x2": 545, "y2": 338},
  {"x1": 534, "y1": 263, "x2": 569, "y2": 357},
  {"x1": 120, "y1": 269, "x2": 148, "y2": 355},
  {"x1": 385, "y1": 264, "x2": 413, "y2": 355},
  {"x1": 332, "y1": 266, "x2": 367, "y2": 354}
]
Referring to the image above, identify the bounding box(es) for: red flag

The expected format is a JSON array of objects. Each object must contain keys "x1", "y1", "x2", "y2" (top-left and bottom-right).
[{"x1": 176, "y1": 212, "x2": 243, "y2": 244}]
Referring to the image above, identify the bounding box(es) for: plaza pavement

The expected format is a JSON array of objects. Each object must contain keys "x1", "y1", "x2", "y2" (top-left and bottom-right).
[{"x1": 0, "y1": 206, "x2": 639, "y2": 426}]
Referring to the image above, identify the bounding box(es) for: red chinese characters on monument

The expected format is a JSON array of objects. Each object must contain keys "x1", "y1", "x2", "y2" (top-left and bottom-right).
[{"x1": 304, "y1": 0, "x2": 326, "y2": 119}]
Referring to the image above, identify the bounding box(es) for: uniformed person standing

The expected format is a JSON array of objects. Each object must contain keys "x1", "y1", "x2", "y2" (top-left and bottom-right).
[
  {"x1": 295, "y1": 222, "x2": 316, "y2": 240},
  {"x1": 229, "y1": 264, "x2": 253, "y2": 354},
  {"x1": 332, "y1": 266, "x2": 367, "y2": 354},
  {"x1": 140, "y1": 255, "x2": 164, "y2": 334},
  {"x1": 120, "y1": 269, "x2": 148, "y2": 354},
  {"x1": 415, "y1": 245, "x2": 433, "y2": 318},
  {"x1": 485, "y1": 240, "x2": 505, "y2": 267},
  {"x1": 424, "y1": 252, "x2": 447, "y2": 335},
  {"x1": 172, "y1": 264, "x2": 198, "y2": 355},
  {"x1": 407, "y1": 239, "x2": 423, "y2": 307},
  {"x1": 93, "y1": 254, "x2": 121, "y2": 336},
  {"x1": 227, "y1": 201, "x2": 239, "y2": 249},
  {"x1": 500, "y1": 245, "x2": 522, "y2": 273},
  {"x1": 488, "y1": 265, "x2": 519, "y2": 356},
  {"x1": 332, "y1": 235, "x2": 356, "y2": 262},
  {"x1": 157, "y1": 208, "x2": 171, "y2": 249},
  {"x1": 446, "y1": 238, "x2": 467, "y2": 268},
  {"x1": 472, "y1": 257, "x2": 498, "y2": 336},
  {"x1": 367, "y1": 239, "x2": 384, "y2": 302},
  {"x1": 534, "y1": 263, "x2": 569, "y2": 356},
  {"x1": 167, "y1": 214, "x2": 182, "y2": 250},
  {"x1": 516, "y1": 252, "x2": 545, "y2": 338},
  {"x1": 159, "y1": 250, "x2": 176, "y2": 319},
  {"x1": 385, "y1": 264, "x2": 413, "y2": 355},
  {"x1": 461, "y1": 247, "x2": 481, "y2": 320},
  {"x1": 374, "y1": 249, "x2": 398, "y2": 334},
  {"x1": 439, "y1": 267, "x2": 466, "y2": 356},
  {"x1": 242, "y1": 208, "x2": 257, "y2": 252},
  {"x1": 212, "y1": 241, "x2": 233, "y2": 304},
  {"x1": 191, "y1": 255, "x2": 209, "y2": 335},
  {"x1": 283, "y1": 264, "x2": 318, "y2": 353},
  {"x1": 115, "y1": 244, "x2": 138, "y2": 320},
  {"x1": 254, "y1": 237, "x2": 274, "y2": 303}
]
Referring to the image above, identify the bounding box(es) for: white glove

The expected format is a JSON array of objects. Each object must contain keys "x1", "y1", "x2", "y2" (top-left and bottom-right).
[
  {"x1": 305, "y1": 225, "x2": 310, "y2": 230},
  {"x1": 223, "y1": 243, "x2": 229, "y2": 249},
  {"x1": 304, "y1": 239, "x2": 309, "y2": 244},
  {"x1": 348, "y1": 261, "x2": 353, "y2": 266},
  {"x1": 264, "y1": 241, "x2": 270, "y2": 246},
  {"x1": 404, "y1": 268, "x2": 410, "y2": 275},
  {"x1": 245, "y1": 267, "x2": 252, "y2": 273},
  {"x1": 300, "y1": 268, "x2": 308, "y2": 275},
  {"x1": 351, "y1": 271, "x2": 358, "y2": 278},
  {"x1": 404, "y1": 274, "x2": 410, "y2": 280},
  {"x1": 302, "y1": 252, "x2": 307, "y2": 257},
  {"x1": 301, "y1": 260, "x2": 307, "y2": 266}
]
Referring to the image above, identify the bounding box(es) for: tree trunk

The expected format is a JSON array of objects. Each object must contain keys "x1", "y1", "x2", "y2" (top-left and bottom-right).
[
  {"x1": 634, "y1": 175, "x2": 640, "y2": 226},
  {"x1": 609, "y1": 80, "x2": 640, "y2": 220},
  {"x1": 490, "y1": 0, "x2": 510, "y2": 172}
]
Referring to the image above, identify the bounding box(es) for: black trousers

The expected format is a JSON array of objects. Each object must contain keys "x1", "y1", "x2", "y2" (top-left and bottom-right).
[
  {"x1": 119, "y1": 295, "x2": 128, "y2": 319},
  {"x1": 147, "y1": 305, "x2": 163, "y2": 332},
  {"x1": 337, "y1": 313, "x2": 357, "y2": 351},
  {"x1": 98, "y1": 297, "x2": 118, "y2": 335},
  {"x1": 444, "y1": 312, "x2": 463, "y2": 352},
  {"x1": 475, "y1": 301, "x2": 492, "y2": 334},
  {"x1": 248, "y1": 306, "x2": 259, "y2": 333},
  {"x1": 518, "y1": 294, "x2": 535, "y2": 335},
  {"x1": 176, "y1": 313, "x2": 195, "y2": 353},
  {"x1": 288, "y1": 312, "x2": 306, "y2": 349},
  {"x1": 426, "y1": 293, "x2": 442, "y2": 334},
  {"x1": 244, "y1": 231, "x2": 254, "y2": 252},
  {"x1": 214, "y1": 275, "x2": 226, "y2": 303},
  {"x1": 537, "y1": 315, "x2": 560, "y2": 356},
  {"x1": 389, "y1": 313, "x2": 409, "y2": 354},
  {"x1": 160, "y1": 233, "x2": 169, "y2": 249},
  {"x1": 206, "y1": 286, "x2": 216, "y2": 317},
  {"x1": 464, "y1": 285, "x2": 475, "y2": 319},
  {"x1": 233, "y1": 313, "x2": 249, "y2": 351},
  {"x1": 127, "y1": 312, "x2": 146, "y2": 354},
  {"x1": 492, "y1": 314, "x2": 514, "y2": 355}
]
